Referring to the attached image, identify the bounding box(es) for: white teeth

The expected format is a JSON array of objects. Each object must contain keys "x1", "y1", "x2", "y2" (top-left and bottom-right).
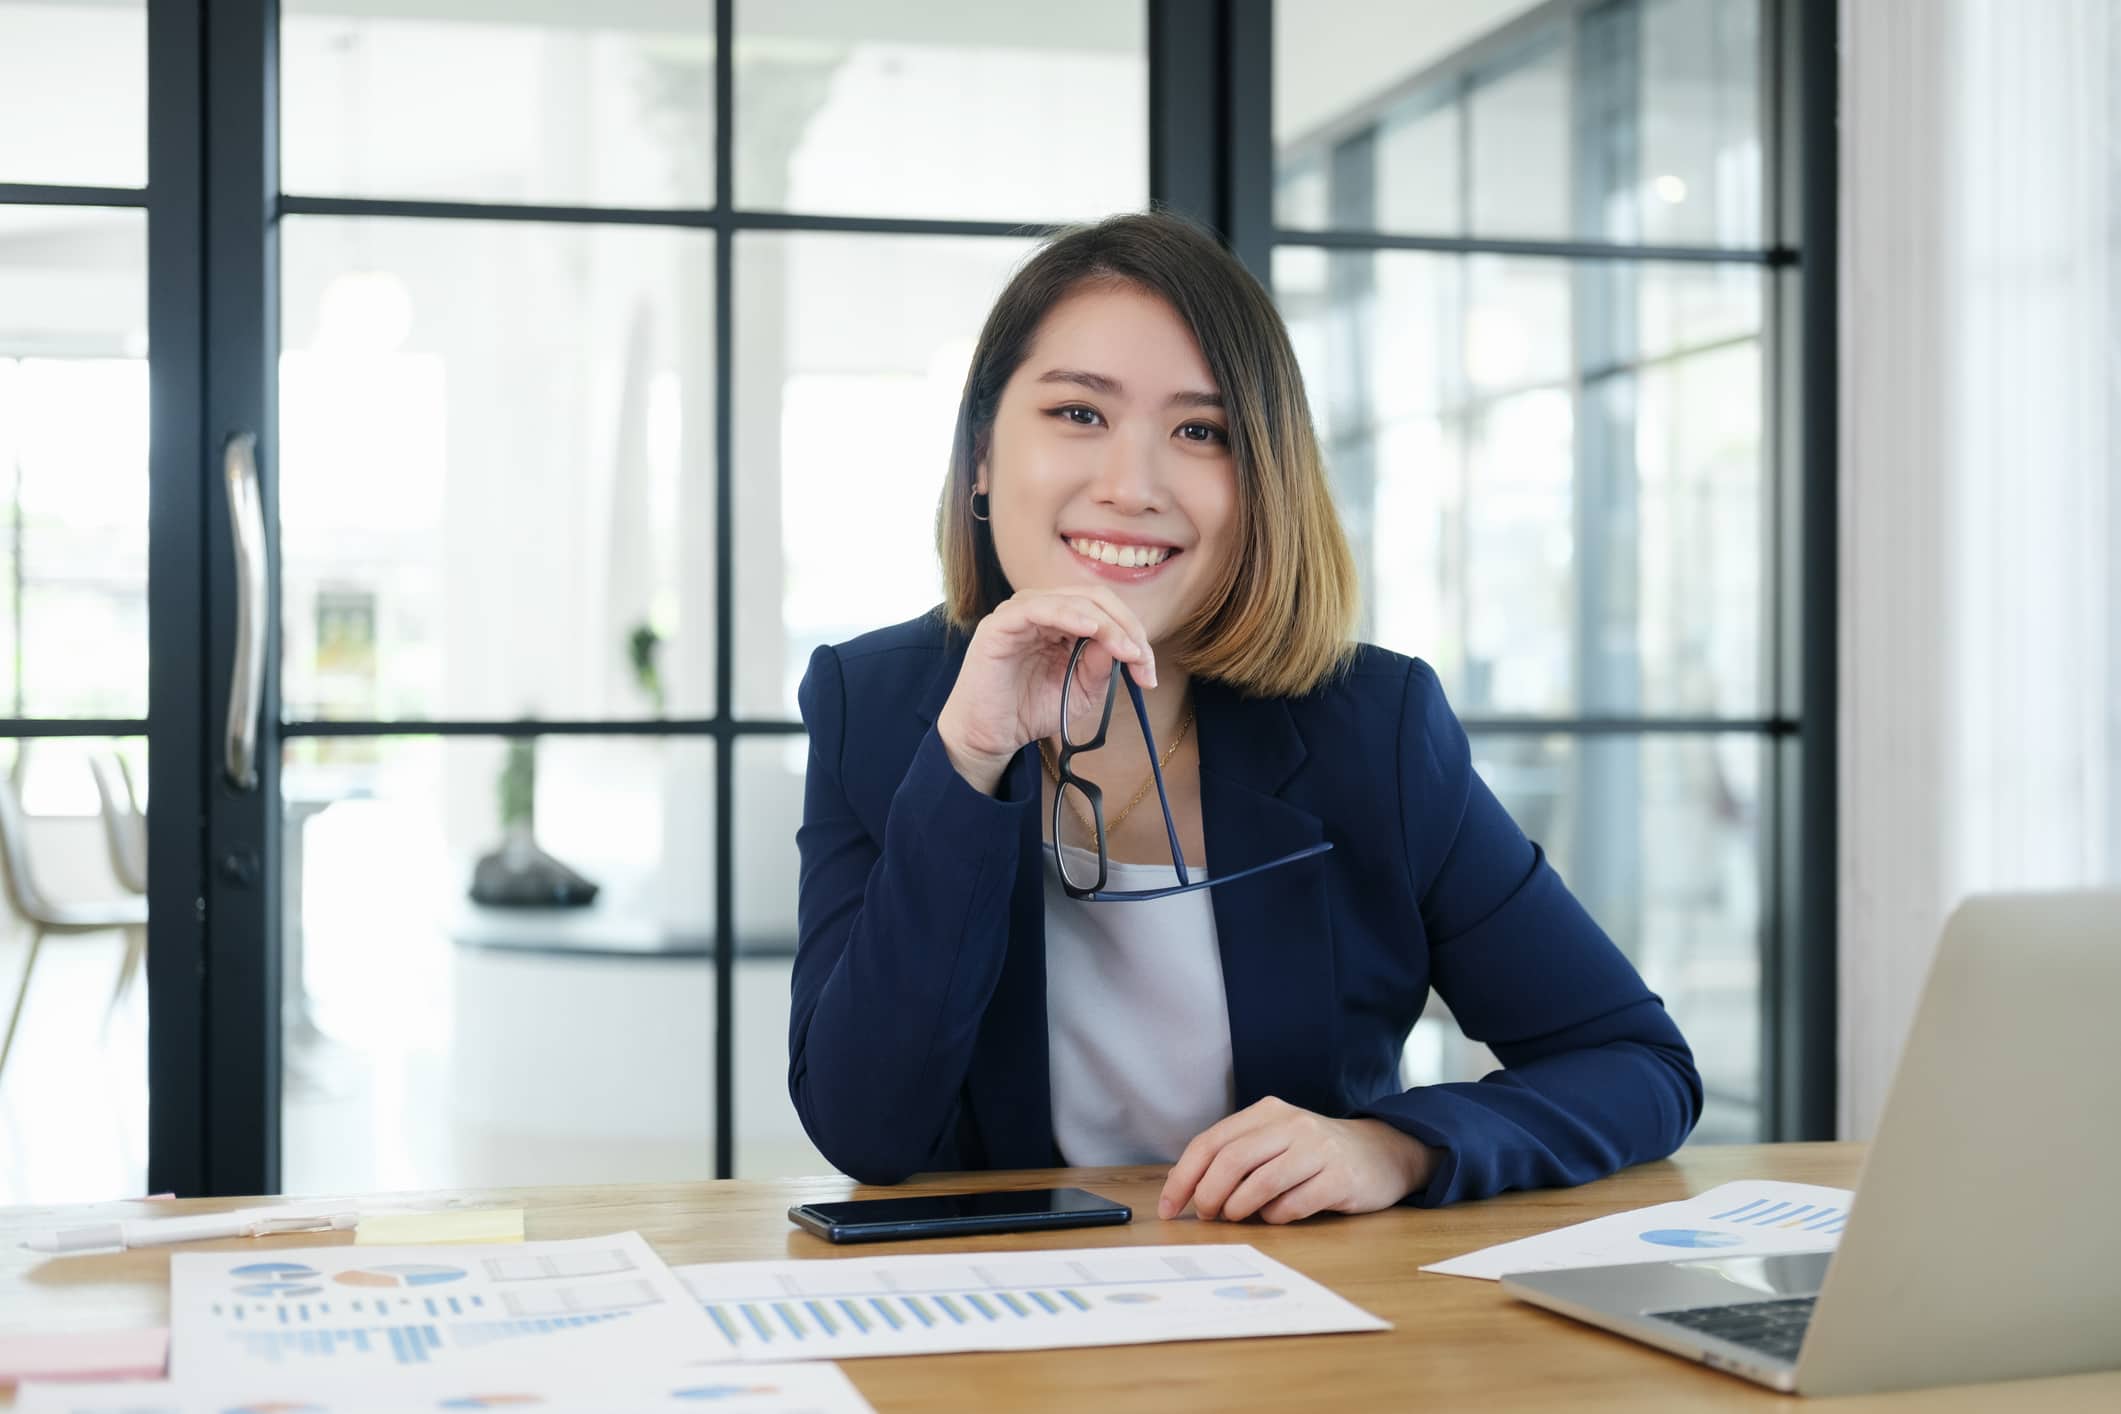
[{"x1": 1068, "y1": 536, "x2": 1171, "y2": 569}]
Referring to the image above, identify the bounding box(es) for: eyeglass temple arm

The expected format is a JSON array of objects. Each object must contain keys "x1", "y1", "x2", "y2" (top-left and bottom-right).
[
  {"x1": 1090, "y1": 842, "x2": 1335, "y2": 902},
  {"x1": 1120, "y1": 666, "x2": 1190, "y2": 888}
]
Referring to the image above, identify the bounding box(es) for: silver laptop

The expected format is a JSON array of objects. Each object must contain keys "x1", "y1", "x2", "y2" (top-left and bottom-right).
[{"x1": 1503, "y1": 891, "x2": 2121, "y2": 1397}]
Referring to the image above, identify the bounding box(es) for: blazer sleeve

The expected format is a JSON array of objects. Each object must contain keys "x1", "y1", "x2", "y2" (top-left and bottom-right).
[
  {"x1": 1350, "y1": 660, "x2": 1705, "y2": 1206},
  {"x1": 787, "y1": 643, "x2": 1031, "y2": 1184}
]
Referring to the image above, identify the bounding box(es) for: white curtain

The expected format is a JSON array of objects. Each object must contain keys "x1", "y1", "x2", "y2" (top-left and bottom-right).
[{"x1": 1839, "y1": 0, "x2": 2120, "y2": 1138}]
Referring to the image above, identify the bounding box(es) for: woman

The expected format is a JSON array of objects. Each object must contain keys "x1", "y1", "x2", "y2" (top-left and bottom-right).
[{"x1": 790, "y1": 211, "x2": 1700, "y2": 1223}]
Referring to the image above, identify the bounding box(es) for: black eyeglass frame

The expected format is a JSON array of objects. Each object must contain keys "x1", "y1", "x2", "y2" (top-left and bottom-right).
[{"x1": 1051, "y1": 636, "x2": 1333, "y2": 902}]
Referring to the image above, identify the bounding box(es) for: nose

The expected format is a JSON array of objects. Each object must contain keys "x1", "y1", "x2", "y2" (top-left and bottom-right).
[{"x1": 1087, "y1": 422, "x2": 1166, "y2": 514}]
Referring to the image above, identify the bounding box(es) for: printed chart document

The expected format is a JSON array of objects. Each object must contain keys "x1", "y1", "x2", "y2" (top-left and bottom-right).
[
  {"x1": 14, "y1": 1362, "x2": 873, "y2": 1414},
  {"x1": 170, "y1": 1232, "x2": 721, "y2": 1385},
  {"x1": 677, "y1": 1243, "x2": 1388, "y2": 1360},
  {"x1": 1422, "y1": 1180, "x2": 1854, "y2": 1280}
]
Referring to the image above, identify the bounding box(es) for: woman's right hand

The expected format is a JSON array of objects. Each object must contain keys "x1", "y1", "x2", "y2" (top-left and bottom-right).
[{"x1": 935, "y1": 586, "x2": 1157, "y2": 795}]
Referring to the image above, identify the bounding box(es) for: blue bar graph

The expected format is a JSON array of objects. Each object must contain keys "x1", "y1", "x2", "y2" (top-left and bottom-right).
[
  {"x1": 700, "y1": 1287, "x2": 1100, "y2": 1348},
  {"x1": 707, "y1": 1305, "x2": 742, "y2": 1347},
  {"x1": 1708, "y1": 1196, "x2": 1850, "y2": 1232},
  {"x1": 741, "y1": 1304, "x2": 772, "y2": 1342},
  {"x1": 238, "y1": 1312, "x2": 629, "y2": 1368}
]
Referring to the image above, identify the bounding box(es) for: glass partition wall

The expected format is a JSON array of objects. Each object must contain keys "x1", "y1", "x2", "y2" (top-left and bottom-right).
[
  {"x1": 1274, "y1": 0, "x2": 1801, "y2": 1141},
  {"x1": 0, "y1": 0, "x2": 1827, "y2": 1200},
  {"x1": 270, "y1": 0, "x2": 1148, "y2": 1191},
  {"x1": 0, "y1": 0, "x2": 152, "y2": 1204}
]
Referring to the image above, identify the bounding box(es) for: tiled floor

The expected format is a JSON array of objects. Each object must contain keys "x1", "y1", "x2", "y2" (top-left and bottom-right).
[
  {"x1": 0, "y1": 926, "x2": 148, "y2": 1206},
  {"x1": 0, "y1": 922, "x2": 829, "y2": 1209}
]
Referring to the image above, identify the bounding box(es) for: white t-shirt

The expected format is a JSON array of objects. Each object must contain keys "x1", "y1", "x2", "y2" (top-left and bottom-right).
[{"x1": 1041, "y1": 841, "x2": 1237, "y2": 1166}]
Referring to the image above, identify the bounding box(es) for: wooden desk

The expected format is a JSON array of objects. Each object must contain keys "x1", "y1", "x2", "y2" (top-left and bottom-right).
[{"x1": 3, "y1": 1143, "x2": 2115, "y2": 1411}]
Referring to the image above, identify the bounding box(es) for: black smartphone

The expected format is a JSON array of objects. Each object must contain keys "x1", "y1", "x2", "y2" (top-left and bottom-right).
[{"x1": 787, "y1": 1187, "x2": 1132, "y2": 1244}]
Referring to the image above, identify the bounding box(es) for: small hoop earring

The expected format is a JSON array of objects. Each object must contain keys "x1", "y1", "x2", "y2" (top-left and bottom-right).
[{"x1": 970, "y1": 491, "x2": 991, "y2": 522}]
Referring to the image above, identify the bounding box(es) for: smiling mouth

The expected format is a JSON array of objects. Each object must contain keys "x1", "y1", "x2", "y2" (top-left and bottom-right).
[{"x1": 1064, "y1": 536, "x2": 1180, "y2": 569}]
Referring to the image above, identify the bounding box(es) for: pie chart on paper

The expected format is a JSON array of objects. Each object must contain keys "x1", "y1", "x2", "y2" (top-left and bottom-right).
[
  {"x1": 671, "y1": 1387, "x2": 784, "y2": 1402},
  {"x1": 334, "y1": 1263, "x2": 470, "y2": 1289},
  {"x1": 1639, "y1": 1229, "x2": 1745, "y2": 1250}
]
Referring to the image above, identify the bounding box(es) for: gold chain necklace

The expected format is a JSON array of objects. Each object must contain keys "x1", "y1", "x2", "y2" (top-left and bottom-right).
[{"x1": 1038, "y1": 704, "x2": 1195, "y2": 844}]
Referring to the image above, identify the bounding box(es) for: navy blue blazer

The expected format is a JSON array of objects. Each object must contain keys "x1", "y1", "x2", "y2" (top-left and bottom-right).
[{"x1": 789, "y1": 611, "x2": 1702, "y2": 1205}]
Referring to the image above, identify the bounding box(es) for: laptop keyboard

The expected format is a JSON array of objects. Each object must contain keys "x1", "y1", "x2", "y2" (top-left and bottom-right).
[{"x1": 1650, "y1": 1295, "x2": 1816, "y2": 1363}]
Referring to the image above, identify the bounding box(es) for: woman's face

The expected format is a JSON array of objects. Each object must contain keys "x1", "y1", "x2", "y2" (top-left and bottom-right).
[{"x1": 978, "y1": 282, "x2": 1239, "y2": 649}]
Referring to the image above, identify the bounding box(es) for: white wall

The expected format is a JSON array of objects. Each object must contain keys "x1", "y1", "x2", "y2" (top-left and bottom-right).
[{"x1": 1838, "y1": 0, "x2": 2120, "y2": 1138}]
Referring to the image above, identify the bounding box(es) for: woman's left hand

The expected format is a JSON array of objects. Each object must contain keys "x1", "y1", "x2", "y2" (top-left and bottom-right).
[{"x1": 1157, "y1": 1097, "x2": 1438, "y2": 1224}]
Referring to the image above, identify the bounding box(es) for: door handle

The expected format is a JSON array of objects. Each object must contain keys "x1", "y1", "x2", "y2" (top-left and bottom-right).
[{"x1": 223, "y1": 431, "x2": 267, "y2": 791}]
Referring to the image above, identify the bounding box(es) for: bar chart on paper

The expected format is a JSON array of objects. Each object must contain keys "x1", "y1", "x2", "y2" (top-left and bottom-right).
[
  {"x1": 1422, "y1": 1180, "x2": 1857, "y2": 1280},
  {"x1": 1703, "y1": 1195, "x2": 1847, "y2": 1235},
  {"x1": 677, "y1": 1245, "x2": 1388, "y2": 1361},
  {"x1": 172, "y1": 1234, "x2": 721, "y2": 1386},
  {"x1": 12, "y1": 1362, "x2": 877, "y2": 1414}
]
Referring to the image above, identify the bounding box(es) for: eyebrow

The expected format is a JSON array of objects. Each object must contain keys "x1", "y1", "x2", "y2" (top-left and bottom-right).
[{"x1": 1035, "y1": 367, "x2": 1225, "y2": 410}]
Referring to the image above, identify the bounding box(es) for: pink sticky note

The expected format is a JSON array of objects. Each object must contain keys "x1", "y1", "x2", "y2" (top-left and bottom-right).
[{"x1": 0, "y1": 1327, "x2": 169, "y2": 1387}]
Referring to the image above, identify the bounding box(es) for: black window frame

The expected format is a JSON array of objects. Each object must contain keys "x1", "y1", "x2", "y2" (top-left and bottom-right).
[
  {"x1": 0, "y1": 0, "x2": 1830, "y2": 1197},
  {"x1": 1250, "y1": 0, "x2": 1836, "y2": 1142}
]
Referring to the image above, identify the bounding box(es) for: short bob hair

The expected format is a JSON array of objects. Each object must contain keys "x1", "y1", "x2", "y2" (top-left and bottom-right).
[{"x1": 936, "y1": 209, "x2": 1358, "y2": 699}]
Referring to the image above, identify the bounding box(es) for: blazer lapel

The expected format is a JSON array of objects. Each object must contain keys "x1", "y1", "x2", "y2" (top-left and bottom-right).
[
  {"x1": 914, "y1": 625, "x2": 1058, "y2": 1170},
  {"x1": 910, "y1": 623, "x2": 1340, "y2": 1160},
  {"x1": 1195, "y1": 681, "x2": 1343, "y2": 1119}
]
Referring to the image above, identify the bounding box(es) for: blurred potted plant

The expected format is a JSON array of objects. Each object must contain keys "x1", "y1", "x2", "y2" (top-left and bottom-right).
[
  {"x1": 469, "y1": 733, "x2": 599, "y2": 908},
  {"x1": 629, "y1": 621, "x2": 665, "y2": 716}
]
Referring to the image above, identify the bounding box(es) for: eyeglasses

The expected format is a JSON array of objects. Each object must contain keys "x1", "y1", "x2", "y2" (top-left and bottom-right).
[{"x1": 1051, "y1": 635, "x2": 1333, "y2": 902}]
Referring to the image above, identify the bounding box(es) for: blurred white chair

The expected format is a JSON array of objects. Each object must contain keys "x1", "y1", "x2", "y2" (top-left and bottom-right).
[
  {"x1": 89, "y1": 752, "x2": 147, "y2": 896},
  {"x1": 89, "y1": 752, "x2": 148, "y2": 1018},
  {"x1": 0, "y1": 773, "x2": 148, "y2": 1089}
]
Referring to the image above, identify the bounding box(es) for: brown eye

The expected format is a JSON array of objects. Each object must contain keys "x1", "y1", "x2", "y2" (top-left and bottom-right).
[{"x1": 1178, "y1": 422, "x2": 1227, "y2": 445}]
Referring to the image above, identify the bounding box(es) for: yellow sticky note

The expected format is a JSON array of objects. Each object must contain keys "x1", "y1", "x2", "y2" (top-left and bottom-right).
[{"x1": 356, "y1": 1208, "x2": 525, "y2": 1246}]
